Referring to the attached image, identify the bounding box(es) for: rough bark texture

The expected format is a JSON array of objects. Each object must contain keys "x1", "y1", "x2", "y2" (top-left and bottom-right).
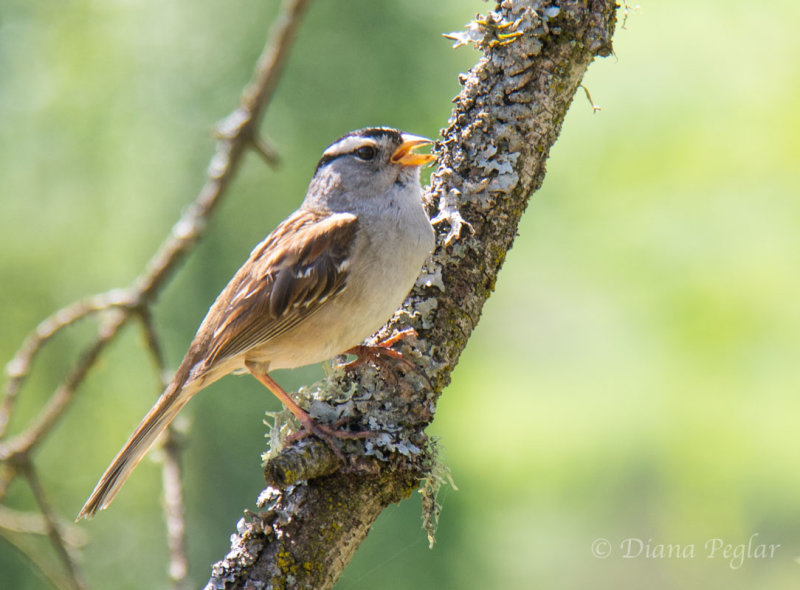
[{"x1": 206, "y1": 1, "x2": 617, "y2": 588}]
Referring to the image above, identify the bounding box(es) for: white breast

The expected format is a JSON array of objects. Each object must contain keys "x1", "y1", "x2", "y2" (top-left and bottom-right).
[{"x1": 250, "y1": 182, "x2": 434, "y2": 371}]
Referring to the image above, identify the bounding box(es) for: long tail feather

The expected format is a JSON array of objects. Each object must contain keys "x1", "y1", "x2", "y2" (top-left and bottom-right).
[{"x1": 76, "y1": 379, "x2": 201, "y2": 520}]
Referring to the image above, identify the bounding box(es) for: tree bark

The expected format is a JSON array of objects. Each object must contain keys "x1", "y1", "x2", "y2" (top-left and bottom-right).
[{"x1": 205, "y1": 1, "x2": 617, "y2": 588}]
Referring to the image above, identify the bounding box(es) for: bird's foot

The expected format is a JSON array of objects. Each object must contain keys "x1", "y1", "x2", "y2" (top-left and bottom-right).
[
  {"x1": 342, "y1": 328, "x2": 419, "y2": 373},
  {"x1": 285, "y1": 417, "x2": 375, "y2": 462}
]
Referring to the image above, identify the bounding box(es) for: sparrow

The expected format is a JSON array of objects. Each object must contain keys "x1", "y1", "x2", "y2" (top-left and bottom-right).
[{"x1": 78, "y1": 127, "x2": 436, "y2": 519}]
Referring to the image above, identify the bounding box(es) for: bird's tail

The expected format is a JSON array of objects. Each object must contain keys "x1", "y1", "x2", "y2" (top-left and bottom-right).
[{"x1": 76, "y1": 377, "x2": 202, "y2": 520}]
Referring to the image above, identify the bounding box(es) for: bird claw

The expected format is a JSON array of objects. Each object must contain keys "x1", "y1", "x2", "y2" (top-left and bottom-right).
[
  {"x1": 342, "y1": 328, "x2": 420, "y2": 373},
  {"x1": 341, "y1": 328, "x2": 434, "y2": 394},
  {"x1": 285, "y1": 417, "x2": 374, "y2": 462}
]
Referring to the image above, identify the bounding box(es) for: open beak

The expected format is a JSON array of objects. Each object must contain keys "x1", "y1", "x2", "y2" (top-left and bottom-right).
[{"x1": 390, "y1": 134, "x2": 436, "y2": 167}]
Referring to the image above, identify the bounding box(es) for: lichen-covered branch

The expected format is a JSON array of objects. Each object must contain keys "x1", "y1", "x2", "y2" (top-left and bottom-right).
[{"x1": 207, "y1": 1, "x2": 617, "y2": 588}]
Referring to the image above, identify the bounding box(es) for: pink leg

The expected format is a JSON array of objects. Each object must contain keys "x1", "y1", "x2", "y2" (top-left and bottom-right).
[{"x1": 246, "y1": 364, "x2": 372, "y2": 461}]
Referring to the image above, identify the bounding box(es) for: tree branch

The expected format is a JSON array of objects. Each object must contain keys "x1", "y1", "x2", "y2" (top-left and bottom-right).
[
  {"x1": 0, "y1": 0, "x2": 314, "y2": 585},
  {"x1": 207, "y1": 1, "x2": 617, "y2": 588}
]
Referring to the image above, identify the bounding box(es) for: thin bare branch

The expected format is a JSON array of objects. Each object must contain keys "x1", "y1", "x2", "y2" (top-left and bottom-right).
[
  {"x1": 580, "y1": 83, "x2": 602, "y2": 112},
  {"x1": 1, "y1": 289, "x2": 135, "y2": 439},
  {"x1": 0, "y1": 527, "x2": 79, "y2": 590},
  {"x1": 136, "y1": 0, "x2": 313, "y2": 300},
  {"x1": 1, "y1": 0, "x2": 316, "y2": 586},
  {"x1": 0, "y1": 464, "x2": 15, "y2": 503},
  {"x1": 162, "y1": 429, "x2": 190, "y2": 590},
  {"x1": 20, "y1": 460, "x2": 87, "y2": 590},
  {"x1": 0, "y1": 505, "x2": 87, "y2": 548},
  {"x1": 136, "y1": 307, "x2": 168, "y2": 380},
  {"x1": 0, "y1": 310, "x2": 130, "y2": 462},
  {"x1": 250, "y1": 135, "x2": 281, "y2": 167},
  {"x1": 137, "y1": 307, "x2": 191, "y2": 589}
]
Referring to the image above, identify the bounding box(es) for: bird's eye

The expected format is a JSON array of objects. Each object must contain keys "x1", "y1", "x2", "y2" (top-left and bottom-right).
[{"x1": 355, "y1": 145, "x2": 377, "y2": 161}]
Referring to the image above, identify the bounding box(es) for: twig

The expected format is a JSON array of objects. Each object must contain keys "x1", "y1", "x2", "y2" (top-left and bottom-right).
[
  {"x1": 136, "y1": 307, "x2": 168, "y2": 377},
  {"x1": 137, "y1": 309, "x2": 190, "y2": 589},
  {"x1": 0, "y1": 0, "x2": 315, "y2": 585},
  {"x1": 0, "y1": 464, "x2": 15, "y2": 502},
  {"x1": 0, "y1": 527, "x2": 79, "y2": 590},
  {"x1": 0, "y1": 310, "x2": 130, "y2": 461},
  {"x1": 580, "y1": 83, "x2": 602, "y2": 112},
  {"x1": 0, "y1": 505, "x2": 87, "y2": 547},
  {"x1": 19, "y1": 459, "x2": 87, "y2": 590},
  {"x1": 250, "y1": 135, "x2": 281, "y2": 167},
  {"x1": 162, "y1": 429, "x2": 189, "y2": 590},
  {"x1": 621, "y1": 2, "x2": 640, "y2": 30},
  {"x1": 1, "y1": 289, "x2": 135, "y2": 439}
]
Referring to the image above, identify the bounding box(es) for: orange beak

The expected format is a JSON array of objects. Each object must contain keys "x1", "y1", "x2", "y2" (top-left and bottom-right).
[{"x1": 390, "y1": 134, "x2": 436, "y2": 167}]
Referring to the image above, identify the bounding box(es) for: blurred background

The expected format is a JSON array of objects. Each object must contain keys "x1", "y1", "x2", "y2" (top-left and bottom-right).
[{"x1": 2, "y1": 0, "x2": 800, "y2": 588}]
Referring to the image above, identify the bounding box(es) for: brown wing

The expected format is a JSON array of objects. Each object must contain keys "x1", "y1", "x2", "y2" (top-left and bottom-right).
[{"x1": 193, "y1": 208, "x2": 358, "y2": 369}]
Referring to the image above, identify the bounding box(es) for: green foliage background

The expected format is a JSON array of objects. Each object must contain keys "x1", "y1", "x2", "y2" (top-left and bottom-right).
[{"x1": 2, "y1": 1, "x2": 799, "y2": 588}]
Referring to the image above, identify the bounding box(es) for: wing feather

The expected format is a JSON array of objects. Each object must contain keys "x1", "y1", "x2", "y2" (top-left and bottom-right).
[{"x1": 192, "y1": 209, "x2": 358, "y2": 369}]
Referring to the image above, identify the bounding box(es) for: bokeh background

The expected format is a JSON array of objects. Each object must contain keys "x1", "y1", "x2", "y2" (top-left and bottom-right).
[{"x1": 2, "y1": 0, "x2": 800, "y2": 588}]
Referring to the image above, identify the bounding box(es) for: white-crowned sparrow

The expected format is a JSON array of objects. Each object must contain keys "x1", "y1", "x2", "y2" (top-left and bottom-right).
[{"x1": 78, "y1": 127, "x2": 435, "y2": 519}]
